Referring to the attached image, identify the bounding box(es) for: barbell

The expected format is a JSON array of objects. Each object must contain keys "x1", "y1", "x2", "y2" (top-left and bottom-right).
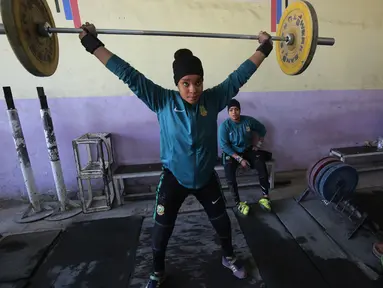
[{"x1": 0, "y1": 0, "x2": 335, "y2": 77}]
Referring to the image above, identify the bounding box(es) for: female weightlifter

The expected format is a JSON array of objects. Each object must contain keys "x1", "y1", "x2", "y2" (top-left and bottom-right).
[{"x1": 79, "y1": 22, "x2": 273, "y2": 288}]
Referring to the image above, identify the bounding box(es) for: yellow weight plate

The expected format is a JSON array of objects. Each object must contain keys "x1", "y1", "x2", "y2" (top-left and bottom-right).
[
  {"x1": 275, "y1": 1, "x2": 318, "y2": 75},
  {"x1": 1, "y1": 0, "x2": 59, "y2": 77}
]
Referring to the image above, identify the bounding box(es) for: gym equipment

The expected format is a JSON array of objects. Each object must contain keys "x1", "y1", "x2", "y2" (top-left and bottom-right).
[
  {"x1": 36, "y1": 87, "x2": 82, "y2": 221},
  {"x1": 297, "y1": 156, "x2": 366, "y2": 239},
  {"x1": 276, "y1": 0, "x2": 319, "y2": 75},
  {"x1": 313, "y1": 161, "x2": 342, "y2": 197},
  {"x1": 317, "y1": 162, "x2": 359, "y2": 203},
  {"x1": 300, "y1": 156, "x2": 359, "y2": 203},
  {"x1": 72, "y1": 133, "x2": 117, "y2": 213},
  {"x1": 2, "y1": 86, "x2": 54, "y2": 223},
  {"x1": 306, "y1": 156, "x2": 340, "y2": 192},
  {"x1": 0, "y1": 0, "x2": 335, "y2": 77},
  {"x1": 330, "y1": 145, "x2": 383, "y2": 172}
]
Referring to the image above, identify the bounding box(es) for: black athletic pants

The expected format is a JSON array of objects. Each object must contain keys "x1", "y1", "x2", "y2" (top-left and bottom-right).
[
  {"x1": 223, "y1": 148, "x2": 272, "y2": 205},
  {"x1": 151, "y1": 168, "x2": 233, "y2": 272}
]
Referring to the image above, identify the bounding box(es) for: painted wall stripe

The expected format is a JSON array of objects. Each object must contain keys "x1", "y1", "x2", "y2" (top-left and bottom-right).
[
  {"x1": 272, "y1": 0, "x2": 288, "y2": 32},
  {"x1": 62, "y1": 0, "x2": 72, "y2": 20},
  {"x1": 276, "y1": 0, "x2": 282, "y2": 24},
  {"x1": 54, "y1": 0, "x2": 60, "y2": 13},
  {"x1": 69, "y1": 0, "x2": 82, "y2": 28},
  {"x1": 271, "y1": 0, "x2": 277, "y2": 32}
]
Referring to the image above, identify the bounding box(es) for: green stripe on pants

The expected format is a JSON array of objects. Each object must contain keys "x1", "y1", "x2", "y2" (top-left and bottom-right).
[{"x1": 153, "y1": 172, "x2": 165, "y2": 220}]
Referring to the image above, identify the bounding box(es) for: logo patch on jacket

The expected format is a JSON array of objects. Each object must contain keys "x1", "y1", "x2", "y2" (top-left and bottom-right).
[
  {"x1": 246, "y1": 126, "x2": 251, "y2": 132},
  {"x1": 199, "y1": 105, "x2": 208, "y2": 116}
]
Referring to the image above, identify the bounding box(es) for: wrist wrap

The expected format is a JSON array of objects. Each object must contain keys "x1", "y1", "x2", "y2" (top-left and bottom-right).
[
  {"x1": 256, "y1": 40, "x2": 273, "y2": 57},
  {"x1": 81, "y1": 33, "x2": 105, "y2": 54}
]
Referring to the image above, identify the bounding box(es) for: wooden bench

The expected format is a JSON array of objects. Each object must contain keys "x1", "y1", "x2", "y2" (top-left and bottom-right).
[{"x1": 112, "y1": 159, "x2": 275, "y2": 205}]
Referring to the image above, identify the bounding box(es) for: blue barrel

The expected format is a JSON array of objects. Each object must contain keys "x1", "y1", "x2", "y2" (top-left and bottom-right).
[{"x1": 318, "y1": 162, "x2": 359, "y2": 202}]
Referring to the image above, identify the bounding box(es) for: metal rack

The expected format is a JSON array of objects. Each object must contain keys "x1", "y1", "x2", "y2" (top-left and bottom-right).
[{"x1": 72, "y1": 133, "x2": 116, "y2": 213}]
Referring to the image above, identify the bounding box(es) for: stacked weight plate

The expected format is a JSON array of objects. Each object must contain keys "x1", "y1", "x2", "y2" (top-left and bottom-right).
[{"x1": 306, "y1": 156, "x2": 359, "y2": 202}]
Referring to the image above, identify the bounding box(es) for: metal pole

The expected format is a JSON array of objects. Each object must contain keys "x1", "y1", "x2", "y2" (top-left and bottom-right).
[
  {"x1": 0, "y1": 24, "x2": 335, "y2": 45},
  {"x1": 2, "y1": 86, "x2": 54, "y2": 223},
  {"x1": 4, "y1": 88, "x2": 41, "y2": 211},
  {"x1": 36, "y1": 87, "x2": 82, "y2": 221},
  {"x1": 316, "y1": 37, "x2": 336, "y2": 46},
  {"x1": 37, "y1": 87, "x2": 66, "y2": 211}
]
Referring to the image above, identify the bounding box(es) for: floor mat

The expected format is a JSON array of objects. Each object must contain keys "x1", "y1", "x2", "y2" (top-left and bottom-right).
[
  {"x1": 0, "y1": 230, "x2": 61, "y2": 283},
  {"x1": 129, "y1": 210, "x2": 265, "y2": 288},
  {"x1": 28, "y1": 216, "x2": 143, "y2": 288},
  {"x1": 0, "y1": 280, "x2": 27, "y2": 288},
  {"x1": 235, "y1": 202, "x2": 330, "y2": 288},
  {"x1": 274, "y1": 198, "x2": 382, "y2": 287},
  {"x1": 299, "y1": 197, "x2": 382, "y2": 273}
]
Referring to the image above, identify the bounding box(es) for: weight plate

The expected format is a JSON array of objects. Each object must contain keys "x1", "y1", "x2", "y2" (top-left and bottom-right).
[
  {"x1": 313, "y1": 161, "x2": 340, "y2": 196},
  {"x1": 1, "y1": 0, "x2": 59, "y2": 77},
  {"x1": 276, "y1": 0, "x2": 319, "y2": 75},
  {"x1": 306, "y1": 156, "x2": 335, "y2": 187},
  {"x1": 308, "y1": 157, "x2": 339, "y2": 191},
  {"x1": 306, "y1": 158, "x2": 323, "y2": 185},
  {"x1": 318, "y1": 163, "x2": 358, "y2": 202}
]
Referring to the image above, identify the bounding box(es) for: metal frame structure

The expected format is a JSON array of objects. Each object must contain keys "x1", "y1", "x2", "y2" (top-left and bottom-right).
[{"x1": 72, "y1": 133, "x2": 116, "y2": 213}]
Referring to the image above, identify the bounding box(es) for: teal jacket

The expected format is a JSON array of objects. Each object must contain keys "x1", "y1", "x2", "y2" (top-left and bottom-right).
[
  {"x1": 219, "y1": 115, "x2": 266, "y2": 156},
  {"x1": 106, "y1": 54, "x2": 257, "y2": 189}
]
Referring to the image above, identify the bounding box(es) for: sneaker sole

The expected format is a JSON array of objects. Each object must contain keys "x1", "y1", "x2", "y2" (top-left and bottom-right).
[
  {"x1": 235, "y1": 209, "x2": 249, "y2": 217},
  {"x1": 145, "y1": 275, "x2": 167, "y2": 288},
  {"x1": 222, "y1": 262, "x2": 247, "y2": 279},
  {"x1": 259, "y1": 203, "x2": 271, "y2": 212}
]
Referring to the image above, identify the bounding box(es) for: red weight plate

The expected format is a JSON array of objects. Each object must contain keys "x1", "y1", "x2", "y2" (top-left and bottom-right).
[
  {"x1": 308, "y1": 157, "x2": 340, "y2": 191},
  {"x1": 306, "y1": 157, "x2": 332, "y2": 184},
  {"x1": 306, "y1": 156, "x2": 336, "y2": 186}
]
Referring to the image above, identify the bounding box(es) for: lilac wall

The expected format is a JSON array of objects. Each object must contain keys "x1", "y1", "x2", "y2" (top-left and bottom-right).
[{"x1": 1, "y1": 90, "x2": 383, "y2": 198}]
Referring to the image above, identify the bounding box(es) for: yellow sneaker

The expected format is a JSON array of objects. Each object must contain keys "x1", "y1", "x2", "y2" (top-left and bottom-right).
[
  {"x1": 236, "y1": 201, "x2": 250, "y2": 216},
  {"x1": 259, "y1": 197, "x2": 271, "y2": 212}
]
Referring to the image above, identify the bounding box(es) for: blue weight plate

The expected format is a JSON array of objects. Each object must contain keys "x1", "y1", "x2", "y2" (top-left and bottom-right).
[
  {"x1": 307, "y1": 156, "x2": 339, "y2": 191},
  {"x1": 314, "y1": 161, "x2": 340, "y2": 195},
  {"x1": 319, "y1": 163, "x2": 359, "y2": 202}
]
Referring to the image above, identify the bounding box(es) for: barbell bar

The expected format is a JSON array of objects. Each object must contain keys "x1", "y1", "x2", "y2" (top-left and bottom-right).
[
  {"x1": 0, "y1": 0, "x2": 335, "y2": 77},
  {"x1": 2, "y1": 25, "x2": 337, "y2": 46},
  {"x1": 0, "y1": 24, "x2": 336, "y2": 46}
]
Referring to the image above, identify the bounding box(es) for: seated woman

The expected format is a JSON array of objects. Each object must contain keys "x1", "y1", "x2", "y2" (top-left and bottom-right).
[{"x1": 219, "y1": 99, "x2": 272, "y2": 216}]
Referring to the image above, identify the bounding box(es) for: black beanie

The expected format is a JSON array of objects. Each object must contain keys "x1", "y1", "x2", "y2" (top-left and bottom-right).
[
  {"x1": 228, "y1": 99, "x2": 241, "y2": 111},
  {"x1": 172, "y1": 49, "x2": 204, "y2": 86}
]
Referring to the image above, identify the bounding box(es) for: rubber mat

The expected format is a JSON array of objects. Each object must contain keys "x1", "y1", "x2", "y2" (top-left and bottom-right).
[
  {"x1": 0, "y1": 230, "x2": 61, "y2": 283},
  {"x1": 235, "y1": 202, "x2": 330, "y2": 288},
  {"x1": 28, "y1": 216, "x2": 143, "y2": 288},
  {"x1": 299, "y1": 198, "x2": 381, "y2": 273},
  {"x1": 129, "y1": 210, "x2": 265, "y2": 288},
  {"x1": 0, "y1": 280, "x2": 27, "y2": 288},
  {"x1": 274, "y1": 198, "x2": 382, "y2": 287}
]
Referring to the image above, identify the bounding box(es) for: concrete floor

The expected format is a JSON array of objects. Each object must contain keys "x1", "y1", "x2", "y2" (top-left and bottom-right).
[{"x1": 1, "y1": 169, "x2": 382, "y2": 237}]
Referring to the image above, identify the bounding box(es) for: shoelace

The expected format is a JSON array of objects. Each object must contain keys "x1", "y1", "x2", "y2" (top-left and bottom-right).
[{"x1": 227, "y1": 257, "x2": 239, "y2": 271}]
